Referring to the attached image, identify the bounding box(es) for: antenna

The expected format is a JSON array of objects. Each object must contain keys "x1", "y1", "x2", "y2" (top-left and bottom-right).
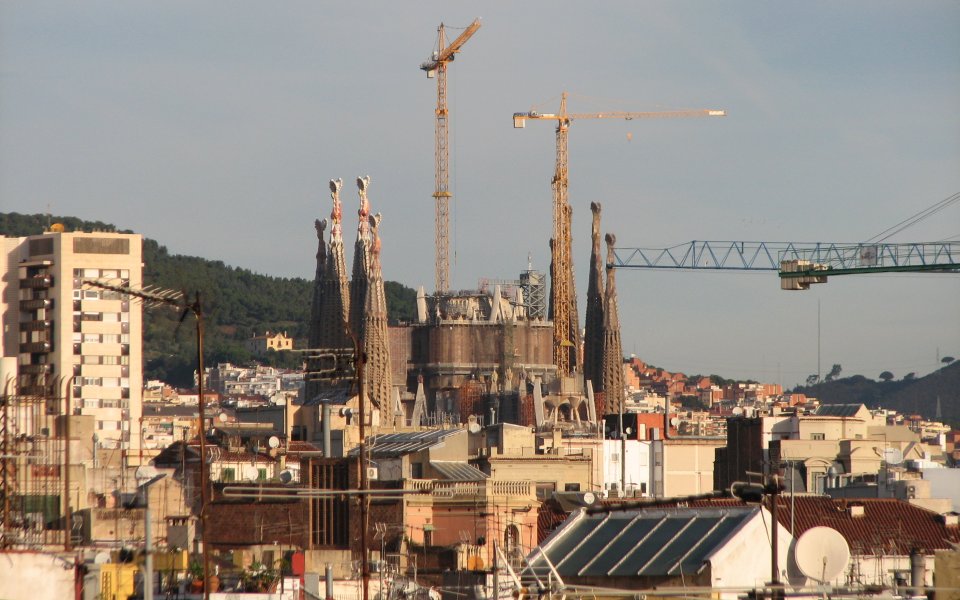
[{"x1": 794, "y1": 526, "x2": 850, "y2": 583}]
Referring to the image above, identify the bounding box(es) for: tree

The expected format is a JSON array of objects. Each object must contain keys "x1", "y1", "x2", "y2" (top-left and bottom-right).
[
  {"x1": 805, "y1": 374, "x2": 819, "y2": 387},
  {"x1": 903, "y1": 372, "x2": 916, "y2": 381},
  {"x1": 878, "y1": 371, "x2": 894, "y2": 382},
  {"x1": 825, "y1": 363, "x2": 842, "y2": 382},
  {"x1": 942, "y1": 356, "x2": 955, "y2": 366}
]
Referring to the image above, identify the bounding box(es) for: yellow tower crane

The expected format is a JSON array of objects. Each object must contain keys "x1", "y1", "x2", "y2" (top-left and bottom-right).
[
  {"x1": 513, "y1": 92, "x2": 725, "y2": 376},
  {"x1": 420, "y1": 18, "x2": 481, "y2": 293}
]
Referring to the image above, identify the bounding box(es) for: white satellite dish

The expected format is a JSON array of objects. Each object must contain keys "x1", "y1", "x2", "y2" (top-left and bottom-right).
[
  {"x1": 243, "y1": 465, "x2": 258, "y2": 481},
  {"x1": 794, "y1": 526, "x2": 850, "y2": 583},
  {"x1": 268, "y1": 436, "x2": 280, "y2": 449},
  {"x1": 582, "y1": 492, "x2": 596, "y2": 505},
  {"x1": 218, "y1": 413, "x2": 228, "y2": 423},
  {"x1": 883, "y1": 447, "x2": 904, "y2": 465},
  {"x1": 135, "y1": 465, "x2": 159, "y2": 481},
  {"x1": 669, "y1": 417, "x2": 679, "y2": 427},
  {"x1": 732, "y1": 407, "x2": 744, "y2": 416},
  {"x1": 94, "y1": 552, "x2": 112, "y2": 564}
]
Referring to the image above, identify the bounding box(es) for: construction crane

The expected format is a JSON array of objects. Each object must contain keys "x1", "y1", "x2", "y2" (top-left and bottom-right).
[
  {"x1": 513, "y1": 92, "x2": 725, "y2": 376},
  {"x1": 609, "y1": 240, "x2": 960, "y2": 289},
  {"x1": 420, "y1": 18, "x2": 481, "y2": 293}
]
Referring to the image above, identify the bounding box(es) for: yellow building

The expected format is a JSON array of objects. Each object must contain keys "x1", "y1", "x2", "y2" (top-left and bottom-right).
[{"x1": 246, "y1": 330, "x2": 294, "y2": 354}]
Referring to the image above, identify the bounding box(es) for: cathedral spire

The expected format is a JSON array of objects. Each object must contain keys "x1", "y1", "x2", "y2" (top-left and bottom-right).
[
  {"x1": 305, "y1": 179, "x2": 352, "y2": 402},
  {"x1": 583, "y1": 202, "x2": 606, "y2": 397},
  {"x1": 602, "y1": 233, "x2": 625, "y2": 415}
]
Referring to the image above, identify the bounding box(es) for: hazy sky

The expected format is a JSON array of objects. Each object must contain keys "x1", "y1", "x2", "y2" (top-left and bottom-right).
[{"x1": 2, "y1": 2, "x2": 958, "y2": 386}]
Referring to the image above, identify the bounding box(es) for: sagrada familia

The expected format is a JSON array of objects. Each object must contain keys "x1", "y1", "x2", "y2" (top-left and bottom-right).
[{"x1": 301, "y1": 177, "x2": 626, "y2": 440}]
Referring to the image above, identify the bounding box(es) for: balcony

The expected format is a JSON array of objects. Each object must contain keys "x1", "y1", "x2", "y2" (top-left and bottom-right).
[
  {"x1": 21, "y1": 275, "x2": 53, "y2": 289},
  {"x1": 20, "y1": 341, "x2": 52, "y2": 354},
  {"x1": 20, "y1": 364, "x2": 53, "y2": 375},
  {"x1": 406, "y1": 479, "x2": 535, "y2": 498},
  {"x1": 20, "y1": 320, "x2": 52, "y2": 332},
  {"x1": 20, "y1": 298, "x2": 53, "y2": 311}
]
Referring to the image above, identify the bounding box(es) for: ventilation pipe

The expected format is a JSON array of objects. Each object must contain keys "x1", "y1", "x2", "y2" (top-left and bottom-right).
[
  {"x1": 322, "y1": 403, "x2": 332, "y2": 456},
  {"x1": 910, "y1": 549, "x2": 925, "y2": 597},
  {"x1": 663, "y1": 396, "x2": 671, "y2": 439}
]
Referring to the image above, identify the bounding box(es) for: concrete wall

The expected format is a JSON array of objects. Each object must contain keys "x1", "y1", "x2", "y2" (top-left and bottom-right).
[
  {"x1": 662, "y1": 439, "x2": 723, "y2": 497},
  {"x1": 0, "y1": 551, "x2": 78, "y2": 600}
]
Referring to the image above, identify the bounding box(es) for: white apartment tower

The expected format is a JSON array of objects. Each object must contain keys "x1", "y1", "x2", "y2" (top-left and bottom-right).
[{"x1": 2, "y1": 230, "x2": 143, "y2": 452}]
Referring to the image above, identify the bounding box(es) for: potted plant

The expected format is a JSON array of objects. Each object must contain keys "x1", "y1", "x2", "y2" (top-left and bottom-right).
[
  {"x1": 240, "y1": 560, "x2": 280, "y2": 593},
  {"x1": 187, "y1": 561, "x2": 220, "y2": 593}
]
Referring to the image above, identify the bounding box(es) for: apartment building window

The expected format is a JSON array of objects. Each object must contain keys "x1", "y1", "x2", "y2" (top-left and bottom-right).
[
  {"x1": 811, "y1": 433, "x2": 825, "y2": 440},
  {"x1": 257, "y1": 468, "x2": 268, "y2": 481},
  {"x1": 222, "y1": 468, "x2": 236, "y2": 483},
  {"x1": 535, "y1": 482, "x2": 556, "y2": 500}
]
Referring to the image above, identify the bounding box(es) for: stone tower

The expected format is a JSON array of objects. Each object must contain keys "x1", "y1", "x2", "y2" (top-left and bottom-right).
[
  {"x1": 583, "y1": 202, "x2": 606, "y2": 396},
  {"x1": 305, "y1": 179, "x2": 352, "y2": 402},
  {"x1": 363, "y1": 210, "x2": 394, "y2": 422},
  {"x1": 602, "y1": 233, "x2": 625, "y2": 414}
]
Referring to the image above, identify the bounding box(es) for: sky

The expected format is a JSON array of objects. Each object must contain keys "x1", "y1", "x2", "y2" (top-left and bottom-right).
[{"x1": 2, "y1": 2, "x2": 958, "y2": 386}]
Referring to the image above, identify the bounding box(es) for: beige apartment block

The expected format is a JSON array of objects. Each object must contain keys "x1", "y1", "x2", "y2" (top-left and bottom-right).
[
  {"x1": 2, "y1": 230, "x2": 143, "y2": 453},
  {"x1": 660, "y1": 438, "x2": 724, "y2": 497}
]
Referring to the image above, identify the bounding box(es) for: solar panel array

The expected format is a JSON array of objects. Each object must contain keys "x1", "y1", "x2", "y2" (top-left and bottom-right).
[{"x1": 527, "y1": 508, "x2": 755, "y2": 578}]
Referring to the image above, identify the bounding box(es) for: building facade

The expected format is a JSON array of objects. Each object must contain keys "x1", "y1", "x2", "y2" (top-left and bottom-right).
[{"x1": 2, "y1": 230, "x2": 143, "y2": 451}]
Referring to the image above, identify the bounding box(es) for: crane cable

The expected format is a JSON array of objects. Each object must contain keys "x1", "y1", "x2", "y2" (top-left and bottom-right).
[{"x1": 865, "y1": 191, "x2": 960, "y2": 243}]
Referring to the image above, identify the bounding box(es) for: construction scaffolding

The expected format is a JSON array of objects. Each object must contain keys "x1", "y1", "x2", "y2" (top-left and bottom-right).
[{"x1": 1, "y1": 381, "x2": 70, "y2": 549}]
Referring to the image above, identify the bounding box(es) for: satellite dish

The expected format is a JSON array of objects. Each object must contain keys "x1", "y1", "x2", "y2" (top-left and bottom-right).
[
  {"x1": 243, "y1": 465, "x2": 258, "y2": 481},
  {"x1": 669, "y1": 417, "x2": 679, "y2": 427},
  {"x1": 467, "y1": 422, "x2": 481, "y2": 434},
  {"x1": 794, "y1": 526, "x2": 850, "y2": 583},
  {"x1": 268, "y1": 436, "x2": 280, "y2": 449},
  {"x1": 582, "y1": 492, "x2": 596, "y2": 505},
  {"x1": 218, "y1": 413, "x2": 228, "y2": 423},
  {"x1": 279, "y1": 469, "x2": 294, "y2": 484},
  {"x1": 135, "y1": 465, "x2": 159, "y2": 481},
  {"x1": 883, "y1": 447, "x2": 904, "y2": 465},
  {"x1": 732, "y1": 407, "x2": 744, "y2": 416},
  {"x1": 94, "y1": 552, "x2": 111, "y2": 564}
]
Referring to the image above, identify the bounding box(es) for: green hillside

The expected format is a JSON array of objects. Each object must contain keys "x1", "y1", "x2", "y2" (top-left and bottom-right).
[
  {"x1": 794, "y1": 362, "x2": 960, "y2": 427},
  {"x1": 1, "y1": 212, "x2": 417, "y2": 386}
]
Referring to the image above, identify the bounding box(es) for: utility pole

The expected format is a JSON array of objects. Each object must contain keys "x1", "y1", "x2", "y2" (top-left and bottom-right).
[{"x1": 83, "y1": 281, "x2": 212, "y2": 599}]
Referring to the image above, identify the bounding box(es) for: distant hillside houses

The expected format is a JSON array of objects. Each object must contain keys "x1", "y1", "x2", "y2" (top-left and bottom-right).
[
  {"x1": 205, "y1": 362, "x2": 303, "y2": 400},
  {"x1": 623, "y1": 356, "x2": 783, "y2": 406}
]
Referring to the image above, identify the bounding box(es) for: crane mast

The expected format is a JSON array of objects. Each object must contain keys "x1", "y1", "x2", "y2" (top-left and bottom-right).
[
  {"x1": 514, "y1": 92, "x2": 725, "y2": 376},
  {"x1": 421, "y1": 19, "x2": 481, "y2": 293}
]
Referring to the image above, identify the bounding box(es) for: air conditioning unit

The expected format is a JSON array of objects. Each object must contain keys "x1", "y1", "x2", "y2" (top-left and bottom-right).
[{"x1": 366, "y1": 467, "x2": 379, "y2": 481}]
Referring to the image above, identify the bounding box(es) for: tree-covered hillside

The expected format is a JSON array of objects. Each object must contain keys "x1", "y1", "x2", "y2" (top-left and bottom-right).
[
  {"x1": 794, "y1": 361, "x2": 960, "y2": 427},
  {"x1": 2, "y1": 212, "x2": 417, "y2": 386}
]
